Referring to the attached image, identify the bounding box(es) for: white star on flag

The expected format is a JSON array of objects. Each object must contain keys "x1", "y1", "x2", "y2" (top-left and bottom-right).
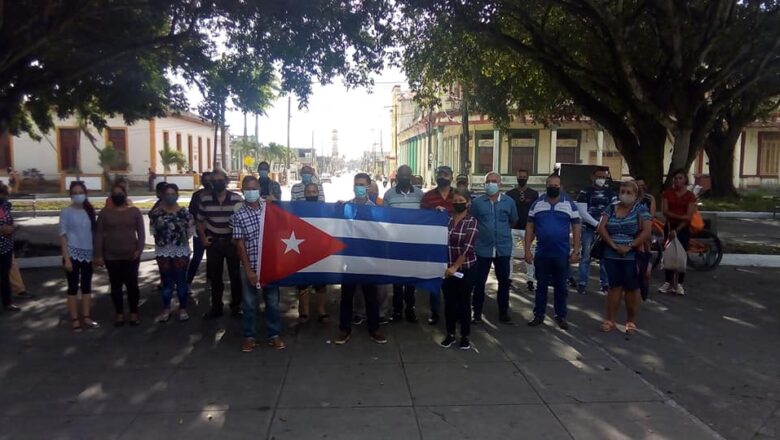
[{"x1": 281, "y1": 231, "x2": 305, "y2": 254}]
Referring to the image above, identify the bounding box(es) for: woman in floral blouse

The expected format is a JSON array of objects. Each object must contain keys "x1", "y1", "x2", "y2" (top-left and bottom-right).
[
  {"x1": 149, "y1": 183, "x2": 194, "y2": 322},
  {"x1": 0, "y1": 183, "x2": 19, "y2": 313}
]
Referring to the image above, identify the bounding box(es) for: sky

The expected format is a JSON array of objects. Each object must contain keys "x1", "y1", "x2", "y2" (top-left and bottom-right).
[{"x1": 187, "y1": 67, "x2": 408, "y2": 161}]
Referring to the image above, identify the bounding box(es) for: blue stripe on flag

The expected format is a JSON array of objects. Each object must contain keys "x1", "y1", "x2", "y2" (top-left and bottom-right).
[
  {"x1": 277, "y1": 201, "x2": 449, "y2": 227},
  {"x1": 270, "y1": 273, "x2": 443, "y2": 293},
  {"x1": 334, "y1": 237, "x2": 447, "y2": 262}
]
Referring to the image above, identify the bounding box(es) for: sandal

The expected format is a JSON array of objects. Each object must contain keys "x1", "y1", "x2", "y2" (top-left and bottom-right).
[
  {"x1": 599, "y1": 320, "x2": 616, "y2": 332},
  {"x1": 71, "y1": 318, "x2": 82, "y2": 332},
  {"x1": 625, "y1": 322, "x2": 638, "y2": 335},
  {"x1": 83, "y1": 316, "x2": 100, "y2": 329}
]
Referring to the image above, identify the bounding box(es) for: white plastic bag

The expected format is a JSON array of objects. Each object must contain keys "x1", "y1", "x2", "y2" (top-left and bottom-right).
[{"x1": 662, "y1": 237, "x2": 687, "y2": 273}]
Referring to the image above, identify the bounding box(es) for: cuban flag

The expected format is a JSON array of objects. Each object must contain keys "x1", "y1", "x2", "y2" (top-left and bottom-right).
[{"x1": 256, "y1": 202, "x2": 448, "y2": 292}]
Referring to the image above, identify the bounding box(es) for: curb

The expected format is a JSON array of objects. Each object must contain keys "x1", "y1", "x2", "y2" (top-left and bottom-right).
[
  {"x1": 720, "y1": 254, "x2": 780, "y2": 268},
  {"x1": 700, "y1": 211, "x2": 777, "y2": 219}
]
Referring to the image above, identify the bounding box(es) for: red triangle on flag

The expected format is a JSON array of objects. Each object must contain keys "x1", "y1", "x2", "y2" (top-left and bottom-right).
[{"x1": 259, "y1": 202, "x2": 346, "y2": 286}]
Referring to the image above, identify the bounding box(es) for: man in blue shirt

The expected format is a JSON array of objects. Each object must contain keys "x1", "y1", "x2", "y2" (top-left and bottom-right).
[
  {"x1": 575, "y1": 169, "x2": 615, "y2": 294},
  {"x1": 525, "y1": 174, "x2": 581, "y2": 330},
  {"x1": 470, "y1": 171, "x2": 519, "y2": 324}
]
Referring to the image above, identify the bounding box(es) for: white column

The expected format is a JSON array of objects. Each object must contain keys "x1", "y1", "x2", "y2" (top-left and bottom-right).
[
  {"x1": 733, "y1": 132, "x2": 743, "y2": 189},
  {"x1": 549, "y1": 128, "x2": 558, "y2": 174},
  {"x1": 492, "y1": 128, "x2": 500, "y2": 172},
  {"x1": 596, "y1": 130, "x2": 604, "y2": 166},
  {"x1": 437, "y1": 129, "x2": 444, "y2": 169}
]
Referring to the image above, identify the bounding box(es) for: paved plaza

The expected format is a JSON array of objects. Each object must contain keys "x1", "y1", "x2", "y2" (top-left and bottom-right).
[{"x1": 0, "y1": 261, "x2": 778, "y2": 439}]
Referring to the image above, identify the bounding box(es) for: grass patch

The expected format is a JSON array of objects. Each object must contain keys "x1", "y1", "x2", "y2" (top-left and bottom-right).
[
  {"x1": 724, "y1": 242, "x2": 780, "y2": 255},
  {"x1": 699, "y1": 193, "x2": 778, "y2": 212},
  {"x1": 12, "y1": 201, "x2": 158, "y2": 211}
]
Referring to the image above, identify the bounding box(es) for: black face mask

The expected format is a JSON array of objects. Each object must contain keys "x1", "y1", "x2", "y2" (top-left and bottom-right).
[
  {"x1": 436, "y1": 177, "x2": 451, "y2": 188},
  {"x1": 453, "y1": 202, "x2": 468, "y2": 213},
  {"x1": 304, "y1": 196, "x2": 318, "y2": 202},
  {"x1": 212, "y1": 181, "x2": 226, "y2": 193},
  {"x1": 111, "y1": 194, "x2": 127, "y2": 206},
  {"x1": 203, "y1": 181, "x2": 213, "y2": 191},
  {"x1": 517, "y1": 178, "x2": 528, "y2": 187},
  {"x1": 546, "y1": 187, "x2": 560, "y2": 198},
  {"x1": 396, "y1": 177, "x2": 411, "y2": 188}
]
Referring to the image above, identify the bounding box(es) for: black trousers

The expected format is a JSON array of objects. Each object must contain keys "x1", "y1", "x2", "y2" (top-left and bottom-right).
[
  {"x1": 0, "y1": 251, "x2": 12, "y2": 306},
  {"x1": 340, "y1": 284, "x2": 379, "y2": 333},
  {"x1": 392, "y1": 283, "x2": 416, "y2": 314},
  {"x1": 105, "y1": 259, "x2": 140, "y2": 314},
  {"x1": 443, "y1": 267, "x2": 475, "y2": 337},
  {"x1": 65, "y1": 258, "x2": 93, "y2": 296},
  {"x1": 206, "y1": 237, "x2": 242, "y2": 313}
]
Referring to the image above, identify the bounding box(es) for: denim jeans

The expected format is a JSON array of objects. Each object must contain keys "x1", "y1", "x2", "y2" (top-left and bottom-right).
[
  {"x1": 158, "y1": 256, "x2": 189, "y2": 309},
  {"x1": 578, "y1": 227, "x2": 609, "y2": 289},
  {"x1": 533, "y1": 255, "x2": 570, "y2": 319},
  {"x1": 186, "y1": 235, "x2": 205, "y2": 285},
  {"x1": 240, "y1": 270, "x2": 281, "y2": 340},
  {"x1": 472, "y1": 256, "x2": 511, "y2": 318}
]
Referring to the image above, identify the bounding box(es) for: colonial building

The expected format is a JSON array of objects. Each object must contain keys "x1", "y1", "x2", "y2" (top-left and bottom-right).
[
  {"x1": 390, "y1": 85, "x2": 780, "y2": 190},
  {"x1": 0, "y1": 112, "x2": 220, "y2": 190}
]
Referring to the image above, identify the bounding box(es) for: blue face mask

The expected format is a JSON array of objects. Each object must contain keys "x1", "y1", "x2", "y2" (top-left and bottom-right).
[
  {"x1": 71, "y1": 194, "x2": 86, "y2": 204},
  {"x1": 301, "y1": 173, "x2": 313, "y2": 184},
  {"x1": 243, "y1": 190, "x2": 260, "y2": 203},
  {"x1": 258, "y1": 170, "x2": 269, "y2": 179},
  {"x1": 485, "y1": 182, "x2": 499, "y2": 196},
  {"x1": 354, "y1": 185, "x2": 367, "y2": 198}
]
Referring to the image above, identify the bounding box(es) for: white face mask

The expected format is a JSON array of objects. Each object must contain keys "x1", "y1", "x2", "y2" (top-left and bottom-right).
[
  {"x1": 595, "y1": 178, "x2": 606, "y2": 187},
  {"x1": 619, "y1": 194, "x2": 636, "y2": 205}
]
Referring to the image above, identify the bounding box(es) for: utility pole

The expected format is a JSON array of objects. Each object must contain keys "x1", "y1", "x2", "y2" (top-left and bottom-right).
[
  {"x1": 254, "y1": 113, "x2": 259, "y2": 142},
  {"x1": 379, "y1": 129, "x2": 384, "y2": 177},
  {"x1": 286, "y1": 95, "x2": 291, "y2": 175}
]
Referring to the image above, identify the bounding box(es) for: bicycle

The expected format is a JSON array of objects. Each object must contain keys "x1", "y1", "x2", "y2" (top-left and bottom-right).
[{"x1": 649, "y1": 217, "x2": 723, "y2": 271}]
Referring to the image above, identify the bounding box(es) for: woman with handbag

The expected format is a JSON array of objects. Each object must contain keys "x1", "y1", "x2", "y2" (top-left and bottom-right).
[
  {"x1": 659, "y1": 169, "x2": 696, "y2": 295},
  {"x1": 596, "y1": 181, "x2": 651, "y2": 334}
]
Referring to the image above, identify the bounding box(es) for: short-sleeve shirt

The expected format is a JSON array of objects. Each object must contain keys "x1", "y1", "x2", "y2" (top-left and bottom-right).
[
  {"x1": 577, "y1": 185, "x2": 616, "y2": 229},
  {"x1": 231, "y1": 203, "x2": 264, "y2": 270},
  {"x1": 149, "y1": 207, "x2": 193, "y2": 258},
  {"x1": 662, "y1": 189, "x2": 695, "y2": 223},
  {"x1": 197, "y1": 191, "x2": 243, "y2": 238},
  {"x1": 506, "y1": 186, "x2": 539, "y2": 230},
  {"x1": 260, "y1": 179, "x2": 282, "y2": 200},
  {"x1": 383, "y1": 186, "x2": 423, "y2": 209},
  {"x1": 291, "y1": 182, "x2": 325, "y2": 201},
  {"x1": 421, "y1": 188, "x2": 454, "y2": 214},
  {"x1": 528, "y1": 195, "x2": 581, "y2": 258},
  {"x1": 602, "y1": 203, "x2": 651, "y2": 260},
  {"x1": 59, "y1": 206, "x2": 94, "y2": 261}
]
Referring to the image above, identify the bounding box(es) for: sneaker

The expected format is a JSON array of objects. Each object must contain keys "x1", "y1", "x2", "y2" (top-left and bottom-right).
[
  {"x1": 391, "y1": 312, "x2": 403, "y2": 323},
  {"x1": 378, "y1": 316, "x2": 390, "y2": 326},
  {"x1": 658, "y1": 282, "x2": 672, "y2": 294},
  {"x1": 674, "y1": 284, "x2": 686, "y2": 296},
  {"x1": 427, "y1": 314, "x2": 440, "y2": 326},
  {"x1": 178, "y1": 310, "x2": 190, "y2": 322},
  {"x1": 15, "y1": 291, "x2": 34, "y2": 299},
  {"x1": 351, "y1": 315, "x2": 365, "y2": 326},
  {"x1": 600, "y1": 285, "x2": 609, "y2": 294},
  {"x1": 268, "y1": 337, "x2": 286, "y2": 350},
  {"x1": 439, "y1": 335, "x2": 456, "y2": 348},
  {"x1": 459, "y1": 337, "x2": 471, "y2": 350},
  {"x1": 155, "y1": 311, "x2": 171, "y2": 323},
  {"x1": 527, "y1": 281, "x2": 535, "y2": 292},
  {"x1": 3, "y1": 304, "x2": 21, "y2": 312},
  {"x1": 241, "y1": 338, "x2": 256, "y2": 353},
  {"x1": 471, "y1": 315, "x2": 483, "y2": 324},
  {"x1": 334, "y1": 330, "x2": 351, "y2": 345},
  {"x1": 499, "y1": 314, "x2": 513, "y2": 324},
  {"x1": 577, "y1": 286, "x2": 586, "y2": 295},
  {"x1": 568, "y1": 277, "x2": 577, "y2": 288},
  {"x1": 555, "y1": 317, "x2": 570, "y2": 330},
  {"x1": 528, "y1": 316, "x2": 544, "y2": 327},
  {"x1": 370, "y1": 332, "x2": 387, "y2": 344},
  {"x1": 405, "y1": 310, "x2": 418, "y2": 323}
]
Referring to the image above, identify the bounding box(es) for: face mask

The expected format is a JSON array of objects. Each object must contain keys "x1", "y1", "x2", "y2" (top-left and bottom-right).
[
  {"x1": 436, "y1": 177, "x2": 451, "y2": 188},
  {"x1": 212, "y1": 181, "x2": 226, "y2": 193},
  {"x1": 163, "y1": 194, "x2": 178, "y2": 205},
  {"x1": 305, "y1": 195, "x2": 319, "y2": 202},
  {"x1": 243, "y1": 190, "x2": 260, "y2": 203},
  {"x1": 517, "y1": 178, "x2": 528, "y2": 187},
  {"x1": 258, "y1": 170, "x2": 269, "y2": 179},
  {"x1": 202, "y1": 180, "x2": 212, "y2": 190},
  {"x1": 595, "y1": 178, "x2": 606, "y2": 187},
  {"x1": 354, "y1": 185, "x2": 367, "y2": 198},
  {"x1": 71, "y1": 194, "x2": 86, "y2": 204},
  {"x1": 619, "y1": 194, "x2": 636, "y2": 205},
  {"x1": 301, "y1": 173, "x2": 313, "y2": 184},
  {"x1": 485, "y1": 182, "x2": 499, "y2": 196},
  {"x1": 111, "y1": 194, "x2": 127, "y2": 206},
  {"x1": 546, "y1": 187, "x2": 560, "y2": 198},
  {"x1": 453, "y1": 202, "x2": 468, "y2": 213},
  {"x1": 397, "y1": 178, "x2": 411, "y2": 188}
]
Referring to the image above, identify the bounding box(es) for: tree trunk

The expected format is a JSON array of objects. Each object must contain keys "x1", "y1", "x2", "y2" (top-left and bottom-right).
[
  {"x1": 704, "y1": 129, "x2": 741, "y2": 198},
  {"x1": 614, "y1": 119, "x2": 667, "y2": 196},
  {"x1": 460, "y1": 87, "x2": 470, "y2": 175},
  {"x1": 213, "y1": 122, "x2": 219, "y2": 169}
]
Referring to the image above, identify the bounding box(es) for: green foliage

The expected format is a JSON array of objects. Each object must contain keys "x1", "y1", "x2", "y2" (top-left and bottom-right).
[
  {"x1": 97, "y1": 143, "x2": 128, "y2": 172},
  {"x1": 159, "y1": 142, "x2": 187, "y2": 175}
]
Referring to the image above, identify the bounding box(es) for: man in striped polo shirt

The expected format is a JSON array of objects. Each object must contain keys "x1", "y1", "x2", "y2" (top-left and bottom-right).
[
  {"x1": 290, "y1": 165, "x2": 325, "y2": 201},
  {"x1": 383, "y1": 165, "x2": 424, "y2": 323},
  {"x1": 196, "y1": 169, "x2": 244, "y2": 318}
]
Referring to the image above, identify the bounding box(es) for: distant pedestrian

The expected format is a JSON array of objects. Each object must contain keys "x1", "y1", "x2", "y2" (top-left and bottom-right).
[
  {"x1": 575, "y1": 169, "x2": 614, "y2": 295},
  {"x1": 0, "y1": 184, "x2": 20, "y2": 313},
  {"x1": 597, "y1": 181, "x2": 651, "y2": 334},
  {"x1": 60, "y1": 181, "x2": 98, "y2": 330},
  {"x1": 335, "y1": 173, "x2": 387, "y2": 345},
  {"x1": 95, "y1": 183, "x2": 145, "y2": 326},
  {"x1": 196, "y1": 169, "x2": 243, "y2": 318},
  {"x1": 506, "y1": 168, "x2": 539, "y2": 291},
  {"x1": 440, "y1": 188, "x2": 478, "y2": 350},
  {"x1": 659, "y1": 169, "x2": 696, "y2": 296},
  {"x1": 234, "y1": 175, "x2": 285, "y2": 352},
  {"x1": 470, "y1": 171, "x2": 519, "y2": 324},
  {"x1": 383, "y1": 165, "x2": 424, "y2": 323},
  {"x1": 296, "y1": 182, "x2": 328, "y2": 323},
  {"x1": 526, "y1": 174, "x2": 581, "y2": 330},
  {"x1": 149, "y1": 184, "x2": 194, "y2": 323},
  {"x1": 7, "y1": 167, "x2": 19, "y2": 193},
  {"x1": 291, "y1": 165, "x2": 325, "y2": 202},
  {"x1": 412, "y1": 174, "x2": 424, "y2": 190},
  {"x1": 186, "y1": 172, "x2": 212, "y2": 292},
  {"x1": 634, "y1": 177, "x2": 657, "y2": 215},
  {"x1": 257, "y1": 161, "x2": 282, "y2": 201}
]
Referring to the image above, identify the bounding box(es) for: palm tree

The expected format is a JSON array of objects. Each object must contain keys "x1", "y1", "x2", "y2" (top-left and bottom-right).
[
  {"x1": 97, "y1": 142, "x2": 128, "y2": 187},
  {"x1": 230, "y1": 137, "x2": 262, "y2": 172},
  {"x1": 260, "y1": 142, "x2": 289, "y2": 168},
  {"x1": 159, "y1": 142, "x2": 187, "y2": 181}
]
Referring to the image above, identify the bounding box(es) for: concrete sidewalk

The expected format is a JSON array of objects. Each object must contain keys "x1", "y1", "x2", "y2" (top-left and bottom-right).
[{"x1": 3, "y1": 263, "x2": 767, "y2": 439}]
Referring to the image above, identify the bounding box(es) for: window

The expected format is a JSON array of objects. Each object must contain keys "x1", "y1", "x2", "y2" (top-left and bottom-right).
[
  {"x1": 162, "y1": 131, "x2": 170, "y2": 149},
  {"x1": 556, "y1": 130, "x2": 580, "y2": 165},
  {"x1": 476, "y1": 132, "x2": 494, "y2": 174},
  {"x1": 188, "y1": 135, "x2": 194, "y2": 171},
  {"x1": 176, "y1": 133, "x2": 182, "y2": 152},
  {"x1": 198, "y1": 137, "x2": 203, "y2": 172},
  {"x1": 0, "y1": 131, "x2": 11, "y2": 170},
  {"x1": 758, "y1": 132, "x2": 780, "y2": 176},
  {"x1": 509, "y1": 131, "x2": 536, "y2": 173},
  {"x1": 58, "y1": 128, "x2": 80, "y2": 171},
  {"x1": 207, "y1": 139, "x2": 212, "y2": 169},
  {"x1": 106, "y1": 128, "x2": 127, "y2": 171}
]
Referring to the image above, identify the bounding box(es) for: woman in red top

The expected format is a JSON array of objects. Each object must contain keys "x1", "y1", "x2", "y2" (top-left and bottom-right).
[{"x1": 660, "y1": 169, "x2": 696, "y2": 295}]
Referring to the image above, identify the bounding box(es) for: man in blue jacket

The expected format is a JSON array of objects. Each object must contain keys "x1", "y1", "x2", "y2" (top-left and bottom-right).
[{"x1": 470, "y1": 171, "x2": 519, "y2": 324}]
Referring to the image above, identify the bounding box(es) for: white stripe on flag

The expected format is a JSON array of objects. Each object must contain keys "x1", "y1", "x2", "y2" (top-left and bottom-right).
[
  {"x1": 298, "y1": 255, "x2": 446, "y2": 279},
  {"x1": 301, "y1": 217, "x2": 447, "y2": 245}
]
